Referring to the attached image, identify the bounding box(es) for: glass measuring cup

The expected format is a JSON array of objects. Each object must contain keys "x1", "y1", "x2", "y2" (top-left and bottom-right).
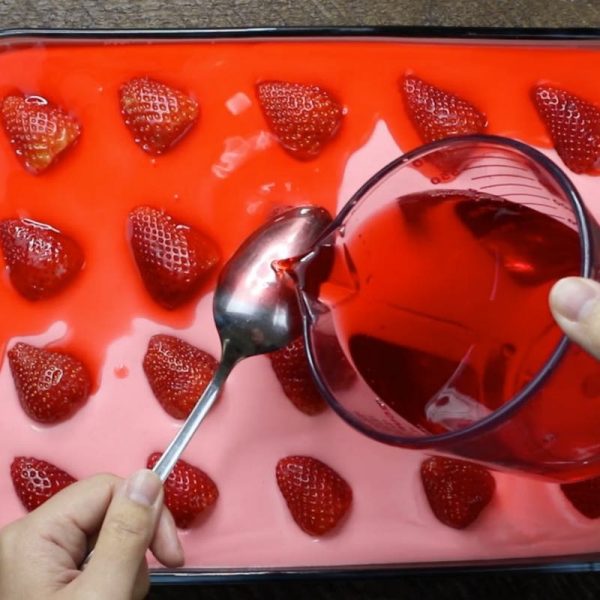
[{"x1": 290, "y1": 134, "x2": 600, "y2": 483}]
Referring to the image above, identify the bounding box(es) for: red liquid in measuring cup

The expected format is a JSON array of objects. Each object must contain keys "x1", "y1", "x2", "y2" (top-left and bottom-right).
[{"x1": 318, "y1": 190, "x2": 580, "y2": 434}]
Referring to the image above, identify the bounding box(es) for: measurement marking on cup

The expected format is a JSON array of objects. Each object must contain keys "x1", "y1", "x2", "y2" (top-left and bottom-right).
[
  {"x1": 507, "y1": 200, "x2": 555, "y2": 208},
  {"x1": 462, "y1": 164, "x2": 531, "y2": 173},
  {"x1": 478, "y1": 184, "x2": 543, "y2": 191},
  {"x1": 464, "y1": 154, "x2": 530, "y2": 164},
  {"x1": 471, "y1": 174, "x2": 538, "y2": 182},
  {"x1": 490, "y1": 193, "x2": 556, "y2": 201}
]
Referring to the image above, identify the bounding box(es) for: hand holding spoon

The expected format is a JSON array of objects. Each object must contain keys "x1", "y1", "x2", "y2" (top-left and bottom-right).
[{"x1": 81, "y1": 206, "x2": 330, "y2": 569}]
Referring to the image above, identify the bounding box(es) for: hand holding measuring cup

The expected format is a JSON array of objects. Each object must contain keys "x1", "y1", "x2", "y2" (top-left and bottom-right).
[
  {"x1": 551, "y1": 277, "x2": 600, "y2": 361},
  {"x1": 288, "y1": 135, "x2": 600, "y2": 482}
]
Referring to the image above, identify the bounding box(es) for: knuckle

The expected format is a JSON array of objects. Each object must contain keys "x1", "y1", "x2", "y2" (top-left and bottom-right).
[
  {"x1": 106, "y1": 506, "x2": 151, "y2": 543},
  {"x1": 91, "y1": 472, "x2": 121, "y2": 488}
]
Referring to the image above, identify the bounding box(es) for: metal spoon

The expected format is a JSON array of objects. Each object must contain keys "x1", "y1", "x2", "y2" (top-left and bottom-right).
[
  {"x1": 151, "y1": 205, "x2": 331, "y2": 481},
  {"x1": 80, "y1": 206, "x2": 330, "y2": 569}
]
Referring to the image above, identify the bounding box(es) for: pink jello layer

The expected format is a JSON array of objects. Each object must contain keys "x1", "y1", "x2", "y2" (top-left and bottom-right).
[{"x1": 1, "y1": 38, "x2": 600, "y2": 571}]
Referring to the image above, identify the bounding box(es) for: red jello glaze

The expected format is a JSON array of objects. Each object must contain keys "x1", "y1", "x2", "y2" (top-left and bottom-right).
[
  {"x1": 1, "y1": 40, "x2": 600, "y2": 570},
  {"x1": 1, "y1": 41, "x2": 600, "y2": 373},
  {"x1": 389, "y1": 45, "x2": 600, "y2": 151},
  {"x1": 0, "y1": 42, "x2": 373, "y2": 373}
]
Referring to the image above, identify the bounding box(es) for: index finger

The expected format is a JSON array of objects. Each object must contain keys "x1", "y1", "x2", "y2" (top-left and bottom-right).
[{"x1": 29, "y1": 472, "x2": 183, "y2": 568}]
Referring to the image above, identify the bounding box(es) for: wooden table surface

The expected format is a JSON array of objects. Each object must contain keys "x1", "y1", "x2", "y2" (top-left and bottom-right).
[
  {"x1": 0, "y1": 0, "x2": 599, "y2": 29},
  {"x1": 1, "y1": 0, "x2": 599, "y2": 597}
]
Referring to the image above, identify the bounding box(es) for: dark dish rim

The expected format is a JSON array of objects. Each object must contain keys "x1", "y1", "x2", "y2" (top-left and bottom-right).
[
  {"x1": 1, "y1": 26, "x2": 599, "y2": 583},
  {"x1": 151, "y1": 552, "x2": 600, "y2": 585},
  {"x1": 0, "y1": 25, "x2": 599, "y2": 41}
]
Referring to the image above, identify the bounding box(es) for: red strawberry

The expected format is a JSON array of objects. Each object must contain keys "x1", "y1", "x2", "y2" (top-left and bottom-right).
[
  {"x1": 143, "y1": 334, "x2": 218, "y2": 419},
  {"x1": 268, "y1": 336, "x2": 327, "y2": 415},
  {"x1": 7, "y1": 342, "x2": 91, "y2": 424},
  {"x1": 147, "y1": 452, "x2": 218, "y2": 528},
  {"x1": 1, "y1": 94, "x2": 80, "y2": 174},
  {"x1": 11, "y1": 456, "x2": 76, "y2": 511},
  {"x1": 128, "y1": 206, "x2": 219, "y2": 309},
  {"x1": 402, "y1": 76, "x2": 487, "y2": 144},
  {"x1": 0, "y1": 218, "x2": 84, "y2": 301},
  {"x1": 276, "y1": 455, "x2": 352, "y2": 536},
  {"x1": 561, "y1": 476, "x2": 600, "y2": 519},
  {"x1": 119, "y1": 77, "x2": 199, "y2": 155},
  {"x1": 532, "y1": 85, "x2": 600, "y2": 174},
  {"x1": 421, "y1": 456, "x2": 495, "y2": 529},
  {"x1": 256, "y1": 81, "x2": 344, "y2": 160}
]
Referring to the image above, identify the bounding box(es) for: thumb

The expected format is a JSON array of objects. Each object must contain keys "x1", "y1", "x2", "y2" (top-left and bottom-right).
[
  {"x1": 549, "y1": 277, "x2": 600, "y2": 359},
  {"x1": 81, "y1": 469, "x2": 163, "y2": 599}
]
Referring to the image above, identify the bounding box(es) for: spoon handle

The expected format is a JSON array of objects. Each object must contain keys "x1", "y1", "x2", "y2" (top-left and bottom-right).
[{"x1": 152, "y1": 358, "x2": 235, "y2": 482}]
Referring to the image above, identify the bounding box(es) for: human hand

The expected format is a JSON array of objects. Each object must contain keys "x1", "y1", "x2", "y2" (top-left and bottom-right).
[
  {"x1": 549, "y1": 276, "x2": 600, "y2": 359},
  {"x1": 0, "y1": 469, "x2": 183, "y2": 600}
]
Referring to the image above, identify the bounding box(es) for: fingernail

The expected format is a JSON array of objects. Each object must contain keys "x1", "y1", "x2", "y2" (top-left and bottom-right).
[
  {"x1": 125, "y1": 469, "x2": 162, "y2": 507},
  {"x1": 551, "y1": 278, "x2": 600, "y2": 322}
]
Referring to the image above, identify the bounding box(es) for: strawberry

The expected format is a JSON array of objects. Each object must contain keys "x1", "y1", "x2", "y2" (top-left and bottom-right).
[
  {"x1": 532, "y1": 85, "x2": 600, "y2": 174},
  {"x1": 147, "y1": 452, "x2": 218, "y2": 528},
  {"x1": 276, "y1": 455, "x2": 352, "y2": 536},
  {"x1": 268, "y1": 336, "x2": 327, "y2": 415},
  {"x1": 128, "y1": 206, "x2": 219, "y2": 309},
  {"x1": 402, "y1": 76, "x2": 487, "y2": 144},
  {"x1": 119, "y1": 77, "x2": 199, "y2": 155},
  {"x1": 1, "y1": 94, "x2": 80, "y2": 174},
  {"x1": 561, "y1": 476, "x2": 600, "y2": 519},
  {"x1": 420, "y1": 456, "x2": 495, "y2": 529},
  {"x1": 143, "y1": 334, "x2": 218, "y2": 419},
  {"x1": 256, "y1": 81, "x2": 344, "y2": 160},
  {"x1": 7, "y1": 342, "x2": 91, "y2": 424},
  {"x1": 0, "y1": 217, "x2": 84, "y2": 301},
  {"x1": 11, "y1": 456, "x2": 76, "y2": 511}
]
